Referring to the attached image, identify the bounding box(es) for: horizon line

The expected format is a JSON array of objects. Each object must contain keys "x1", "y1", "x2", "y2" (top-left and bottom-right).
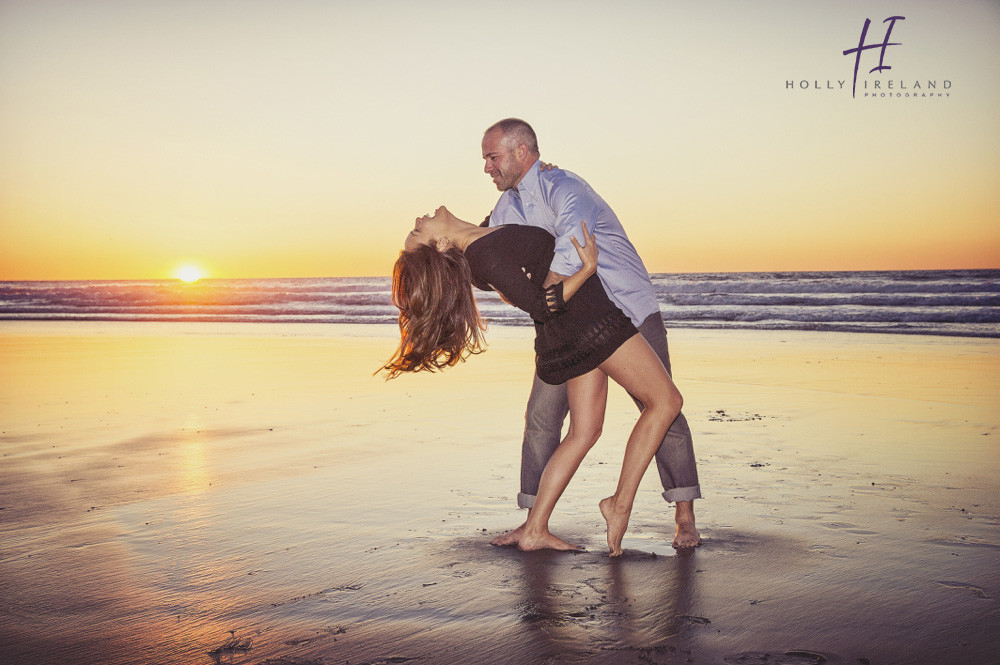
[{"x1": 2, "y1": 266, "x2": 999, "y2": 284}]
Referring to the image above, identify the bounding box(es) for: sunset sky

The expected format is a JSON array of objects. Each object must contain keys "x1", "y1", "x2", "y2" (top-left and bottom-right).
[{"x1": 1, "y1": 0, "x2": 997, "y2": 280}]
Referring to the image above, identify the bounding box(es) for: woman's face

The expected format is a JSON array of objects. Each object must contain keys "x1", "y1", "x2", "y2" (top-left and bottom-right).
[{"x1": 404, "y1": 205, "x2": 452, "y2": 252}]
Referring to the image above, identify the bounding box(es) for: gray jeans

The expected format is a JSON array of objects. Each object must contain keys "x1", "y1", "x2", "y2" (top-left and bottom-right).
[{"x1": 517, "y1": 312, "x2": 701, "y2": 508}]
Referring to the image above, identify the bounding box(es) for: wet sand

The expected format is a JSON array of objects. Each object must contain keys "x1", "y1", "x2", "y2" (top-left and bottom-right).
[{"x1": 1, "y1": 321, "x2": 998, "y2": 665}]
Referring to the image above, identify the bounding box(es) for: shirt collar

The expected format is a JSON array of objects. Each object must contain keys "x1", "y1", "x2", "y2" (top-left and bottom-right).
[{"x1": 513, "y1": 159, "x2": 542, "y2": 199}]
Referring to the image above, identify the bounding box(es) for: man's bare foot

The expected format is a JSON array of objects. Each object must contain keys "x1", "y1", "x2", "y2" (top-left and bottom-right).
[
  {"x1": 672, "y1": 501, "x2": 702, "y2": 548},
  {"x1": 599, "y1": 496, "x2": 631, "y2": 557},
  {"x1": 490, "y1": 523, "x2": 525, "y2": 547},
  {"x1": 673, "y1": 521, "x2": 702, "y2": 548},
  {"x1": 517, "y1": 529, "x2": 583, "y2": 552}
]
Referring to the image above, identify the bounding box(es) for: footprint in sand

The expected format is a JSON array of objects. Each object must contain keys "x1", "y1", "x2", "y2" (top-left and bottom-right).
[
  {"x1": 724, "y1": 650, "x2": 833, "y2": 664},
  {"x1": 937, "y1": 580, "x2": 992, "y2": 598}
]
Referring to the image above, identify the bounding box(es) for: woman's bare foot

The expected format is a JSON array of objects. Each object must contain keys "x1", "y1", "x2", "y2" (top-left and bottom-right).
[
  {"x1": 490, "y1": 523, "x2": 525, "y2": 547},
  {"x1": 599, "y1": 496, "x2": 631, "y2": 557},
  {"x1": 517, "y1": 528, "x2": 582, "y2": 552}
]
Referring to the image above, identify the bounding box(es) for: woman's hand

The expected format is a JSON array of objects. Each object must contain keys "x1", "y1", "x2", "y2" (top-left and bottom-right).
[
  {"x1": 569, "y1": 221, "x2": 598, "y2": 275},
  {"x1": 552, "y1": 222, "x2": 599, "y2": 309}
]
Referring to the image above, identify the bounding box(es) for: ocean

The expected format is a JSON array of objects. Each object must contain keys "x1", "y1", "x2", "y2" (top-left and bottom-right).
[{"x1": 1, "y1": 269, "x2": 997, "y2": 338}]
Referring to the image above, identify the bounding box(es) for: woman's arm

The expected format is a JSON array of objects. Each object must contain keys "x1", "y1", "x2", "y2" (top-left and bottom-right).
[{"x1": 482, "y1": 222, "x2": 598, "y2": 322}]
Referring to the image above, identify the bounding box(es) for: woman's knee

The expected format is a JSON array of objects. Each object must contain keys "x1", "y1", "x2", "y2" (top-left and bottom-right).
[
  {"x1": 567, "y1": 419, "x2": 603, "y2": 446},
  {"x1": 671, "y1": 389, "x2": 683, "y2": 414},
  {"x1": 645, "y1": 388, "x2": 682, "y2": 425}
]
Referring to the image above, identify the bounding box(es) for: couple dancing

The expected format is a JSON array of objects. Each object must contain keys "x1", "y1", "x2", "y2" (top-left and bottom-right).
[{"x1": 383, "y1": 119, "x2": 701, "y2": 556}]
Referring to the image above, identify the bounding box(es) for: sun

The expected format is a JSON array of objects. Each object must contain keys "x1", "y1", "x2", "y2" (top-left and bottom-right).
[{"x1": 174, "y1": 264, "x2": 206, "y2": 283}]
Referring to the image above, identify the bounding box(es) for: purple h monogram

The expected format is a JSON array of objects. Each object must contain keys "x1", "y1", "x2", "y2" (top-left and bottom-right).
[{"x1": 843, "y1": 16, "x2": 906, "y2": 98}]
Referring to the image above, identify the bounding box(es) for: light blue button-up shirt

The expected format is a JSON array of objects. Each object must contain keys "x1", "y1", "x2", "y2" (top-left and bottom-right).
[{"x1": 488, "y1": 160, "x2": 660, "y2": 327}]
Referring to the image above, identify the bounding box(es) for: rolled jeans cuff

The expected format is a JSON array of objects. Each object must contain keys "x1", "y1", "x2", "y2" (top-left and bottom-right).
[
  {"x1": 522, "y1": 487, "x2": 702, "y2": 508},
  {"x1": 662, "y1": 485, "x2": 702, "y2": 503}
]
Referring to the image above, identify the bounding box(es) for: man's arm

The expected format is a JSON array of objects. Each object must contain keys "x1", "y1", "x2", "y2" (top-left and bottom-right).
[{"x1": 543, "y1": 177, "x2": 605, "y2": 278}]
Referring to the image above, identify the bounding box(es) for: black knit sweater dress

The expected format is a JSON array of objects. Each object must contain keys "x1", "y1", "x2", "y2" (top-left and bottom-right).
[{"x1": 466, "y1": 225, "x2": 637, "y2": 385}]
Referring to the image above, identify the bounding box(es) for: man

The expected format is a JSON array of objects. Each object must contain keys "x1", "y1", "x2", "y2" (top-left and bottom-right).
[{"x1": 481, "y1": 118, "x2": 702, "y2": 549}]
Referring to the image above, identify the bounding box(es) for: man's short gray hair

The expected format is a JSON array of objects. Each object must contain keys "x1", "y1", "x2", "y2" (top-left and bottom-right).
[{"x1": 485, "y1": 118, "x2": 539, "y2": 156}]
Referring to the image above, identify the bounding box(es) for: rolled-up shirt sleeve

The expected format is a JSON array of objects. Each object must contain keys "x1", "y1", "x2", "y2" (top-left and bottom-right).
[{"x1": 546, "y1": 180, "x2": 603, "y2": 277}]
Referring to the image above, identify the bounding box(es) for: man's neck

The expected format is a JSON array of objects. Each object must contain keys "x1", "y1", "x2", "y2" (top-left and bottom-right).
[{"x1": 510, "y1": 157, "x2": 540, "y2": 190}]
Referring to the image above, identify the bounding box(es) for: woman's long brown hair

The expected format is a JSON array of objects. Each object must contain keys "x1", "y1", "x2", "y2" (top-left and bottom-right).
[{"x1": 380, "y1": 243, "x2": 487, "y2": 379}]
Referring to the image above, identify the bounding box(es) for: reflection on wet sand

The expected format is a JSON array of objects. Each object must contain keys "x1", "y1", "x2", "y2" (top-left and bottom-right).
[{"x1": 511, "y1": 546, "x2": 700, "y2": 662}]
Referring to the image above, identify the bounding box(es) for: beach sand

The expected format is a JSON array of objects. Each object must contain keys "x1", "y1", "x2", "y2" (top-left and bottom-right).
[{"x1": 1, "y1": 321, "x2": 998, "y2": 665}]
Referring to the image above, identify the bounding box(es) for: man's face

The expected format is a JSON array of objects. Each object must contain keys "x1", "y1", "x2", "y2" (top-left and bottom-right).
[{"x1": 482, "y1": 128, "x2": 521, "y2": 192}]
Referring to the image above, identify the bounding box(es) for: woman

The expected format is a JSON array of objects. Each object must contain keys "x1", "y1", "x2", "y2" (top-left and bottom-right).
[{"x1": 382, "y1": 206, "x2": 682, "y2": 557}]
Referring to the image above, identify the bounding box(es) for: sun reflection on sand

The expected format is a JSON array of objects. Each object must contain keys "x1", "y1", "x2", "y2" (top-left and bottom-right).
[{"x1": 178, "y1": 420, "x2": 211, "y2": 496}]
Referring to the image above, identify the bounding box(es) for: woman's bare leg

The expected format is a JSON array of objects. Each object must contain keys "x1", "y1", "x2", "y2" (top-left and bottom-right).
[
  {"x1": 518, "y1": 368, "x2": 608, "y2": 551},
  {"x1": 598, "y1": 335, "x2": 683, "y2": 556}
]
